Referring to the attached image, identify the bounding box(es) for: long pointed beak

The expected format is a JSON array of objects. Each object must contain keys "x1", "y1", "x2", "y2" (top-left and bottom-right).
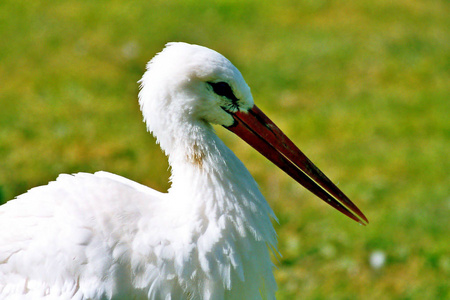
[{"x1": 224, "y1": 105, "x2": 368, "y2": 225}]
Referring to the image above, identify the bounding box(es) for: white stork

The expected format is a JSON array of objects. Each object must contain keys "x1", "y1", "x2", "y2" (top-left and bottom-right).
[{"x1": 0, "y1": 42, "x2": 368, "y2": 299}]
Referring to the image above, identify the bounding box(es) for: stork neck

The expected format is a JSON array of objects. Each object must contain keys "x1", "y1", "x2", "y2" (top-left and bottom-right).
[
  {"x1": 167, "y1": 123, "x2": 238, "y2": 197},
  {"x1": 164, "y1": 122, "x2": 278, "y2": 260},
  {"x1": 166, "y1": 122, "x2": 259, "y2": 214},
  {"x1": 164, "y1": 121, "x2": 218, "y2": 168}
]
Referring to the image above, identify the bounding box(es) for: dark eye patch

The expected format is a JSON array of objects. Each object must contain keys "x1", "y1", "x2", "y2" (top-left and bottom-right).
[{"x1": 207, "y1": 81, "x2": 239, "y2": 103}]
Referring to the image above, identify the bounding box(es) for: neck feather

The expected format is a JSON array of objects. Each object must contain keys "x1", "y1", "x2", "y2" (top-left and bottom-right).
[{"x1": 166, "y1": 123, "x2": 277, "y2": 244}]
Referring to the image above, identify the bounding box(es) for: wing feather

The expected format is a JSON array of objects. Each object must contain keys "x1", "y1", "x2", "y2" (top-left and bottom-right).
[{"x1": 0, "y1": 172, "x2": 164, "y2": 299}]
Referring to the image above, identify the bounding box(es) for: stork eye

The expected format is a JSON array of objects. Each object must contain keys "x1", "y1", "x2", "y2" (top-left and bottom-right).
[{"x1": 207, "y1": 81, "x2": 239, "y2": 102}]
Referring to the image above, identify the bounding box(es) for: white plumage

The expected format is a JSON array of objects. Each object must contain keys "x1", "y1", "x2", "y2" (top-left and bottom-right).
[{"x1": 0, "y1": 42, "x2": 367, "y2": 299}]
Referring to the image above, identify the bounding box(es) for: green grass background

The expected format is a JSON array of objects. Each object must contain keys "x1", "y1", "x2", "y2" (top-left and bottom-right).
[{"x1": 0, "y1": 0, "x2": 448, "y2": 298}]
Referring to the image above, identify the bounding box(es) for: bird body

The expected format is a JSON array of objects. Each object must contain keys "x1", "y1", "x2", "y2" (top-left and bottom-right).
[
  {"x1": 1, "y1": 167, "x2": 275, "y2": 299},
  {"x1": 0, "y1": 42, "x2": 367, "y2": 299}
]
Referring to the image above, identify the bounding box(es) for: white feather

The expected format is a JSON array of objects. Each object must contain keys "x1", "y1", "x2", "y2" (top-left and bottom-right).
[{"x1": 0, "y1": 42, "x2": 278, "y2": 299}]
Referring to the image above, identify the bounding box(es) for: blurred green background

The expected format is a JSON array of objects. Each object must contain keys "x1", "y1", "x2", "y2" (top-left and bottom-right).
[{"x1": 0, "y1": 0, "x2": 448, "y2": 298}]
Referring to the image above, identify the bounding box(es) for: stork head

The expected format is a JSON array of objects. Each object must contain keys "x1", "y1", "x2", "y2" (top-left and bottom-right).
[
  {"x1": 139, "y1": 42, "x2": 254, "y2": 131},
  {"x1": 139, "y1": 42, "x2": 368, "y2": 225}
]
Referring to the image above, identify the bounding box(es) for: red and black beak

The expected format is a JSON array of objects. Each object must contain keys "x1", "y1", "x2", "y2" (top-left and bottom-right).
[{"x1": 225, "y1": 105, "x2": 368, "y2": 225}]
